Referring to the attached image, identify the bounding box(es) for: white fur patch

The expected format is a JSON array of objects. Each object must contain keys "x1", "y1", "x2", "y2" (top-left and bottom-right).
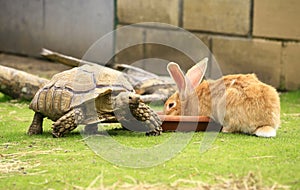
[
  {"x1": 255, "y1": 128, "x2": 276, "y2": 137},
  {"x1": 230, "y1": 79, "x2": 236, "y2": 87}
]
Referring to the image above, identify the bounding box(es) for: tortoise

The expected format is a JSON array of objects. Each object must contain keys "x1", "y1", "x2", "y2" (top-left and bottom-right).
[{"x1": 27, "y1": 64, "x2": 162, "y2": 137}]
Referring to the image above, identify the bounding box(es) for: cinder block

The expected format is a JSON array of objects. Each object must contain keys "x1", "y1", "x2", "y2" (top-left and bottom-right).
[
  {"x1": 282, "y1": 42, "x2": 300, "y2": 90},
  {"x1": 44, "y1": 0, "x2": 114, "y2": 60},
  {"x1": 144, "y1": 28, "x2": 212, "y2": 75},
  {"x1": 193, "y1": 33, "x2": 211, "y2": 49},
  {"x1": 183, "y1": 0, "x2": 250, "y2": 35},
  {"x1": 0, "y1": 0, "x2": 44, "y2": 56},
  {"x1": 0, "y1": 0, "x2": 114, "y2": 58},
  {"x1": 117, "y1": 0, "x2": 179, "y2": 26},
  {"x1": 114, "y1": 25, "x2": 145, "y2": 65},
  {"x1": 253, "y1": 0, "x2": 300, "y2": 40},
  {"x1": 212, "y1": 37, "x2": 282, "y2": 88}
]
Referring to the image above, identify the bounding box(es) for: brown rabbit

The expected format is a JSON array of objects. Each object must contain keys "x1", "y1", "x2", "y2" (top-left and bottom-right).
[{"x1": 163, "y1": 58, "x2": 280, "y2": 137}]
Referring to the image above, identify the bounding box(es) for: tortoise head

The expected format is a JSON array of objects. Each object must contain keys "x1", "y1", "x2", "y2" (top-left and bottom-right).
[
  {"x1": 112, "y1": 92, "x2": 141, "y2": 124},
  {"x1": 114, "y1": 91, "x2": 141, "y2": 109}
]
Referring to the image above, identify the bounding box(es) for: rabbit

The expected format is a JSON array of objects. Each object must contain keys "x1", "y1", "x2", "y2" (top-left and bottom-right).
[{"x1": 163, "y1": 58, "x2": 280, "y2": 137}]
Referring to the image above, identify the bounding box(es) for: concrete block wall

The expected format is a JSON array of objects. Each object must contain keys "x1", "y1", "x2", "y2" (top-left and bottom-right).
[
  {"x1": 114, "y1": 25, "x2": 211, "y2": 76},
  {"x1": 117, "y1": 0, "x2": 300, "y2": 90},
  {"x1": 0, "y1": 0, "x2": 114, "y2": 58},
  {"x1": 1, "y1": 1, "x2": 299, "y2": 90}
]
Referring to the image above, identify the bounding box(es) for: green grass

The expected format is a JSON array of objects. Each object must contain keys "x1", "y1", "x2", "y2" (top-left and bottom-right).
[{"x1": 0, "y1": 91, "x2": 299, "y2": 189}]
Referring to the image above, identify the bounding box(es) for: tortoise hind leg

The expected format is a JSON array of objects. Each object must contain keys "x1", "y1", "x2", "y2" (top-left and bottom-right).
[
  {"x1": 28, "y1": 112, "x2": 44, "y2": 135},
  {"x1": 52, "y1": 108, "x2": 84, "y2": 138}
]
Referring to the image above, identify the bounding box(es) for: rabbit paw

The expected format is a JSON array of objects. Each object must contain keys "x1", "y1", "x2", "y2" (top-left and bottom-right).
[{"x1": 254, "y1": 126, "x2": 276, "y2": 137}]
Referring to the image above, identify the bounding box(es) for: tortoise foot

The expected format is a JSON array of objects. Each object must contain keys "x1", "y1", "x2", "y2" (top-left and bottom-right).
[
  {"x1": 27, "y1": 112, "x2": 44, "y2": 135},
  {"x1": 28, "y1": 126, "x2": 43, "y2": 135},
  {"x1": 52, "y1": 109, "x2": 83, "y2": 138},
  {"x1": 146, "y1": 129, "x2": 162, "y2": 136},
  {"x1": 132, "y1": 102, "x2": 162, "y2": 136}
]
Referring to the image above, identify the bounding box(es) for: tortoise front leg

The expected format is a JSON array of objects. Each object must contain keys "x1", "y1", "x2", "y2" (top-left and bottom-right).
[
  {"x1": 132, "y1": 102, "x2": 162, "y2": 136},
  {"x1": 114, "y1": 92, "x2": 162, "y2": 136},
  {"x1": 28, "y1": 112, "x2": 44, "y2": 135},
  {"x1": 52, "y1": 108, "x2": 84, "y2": 137}
]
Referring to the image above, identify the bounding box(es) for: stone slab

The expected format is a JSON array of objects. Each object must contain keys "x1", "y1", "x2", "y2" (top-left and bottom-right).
[
  {"x1": 144, "y1": 27, "x2": 212, "y2": 75},
  {"x1": 212, "y1": 36, "x2": 282, "y2": 88},
  {"x1": 0, "y1": 0, "x2": 114, "y2": 58},
  {"x1": 44, "y1": 0, "x2": 114, "y2": 59},
  {"x1": 253, "y1": 0, "x2": 300, "y2": 40},
  {"x1": 117, "y1": 0, "x2": 179, "y2": 26},
  {"x1": 114, "y1": 25, "x2": 145, "y2": 65},
  {"x1": 282, "y1": 42, "x2": 300, "y2": 90},
  {"x1": 0, "y1": 0, "x2": 44, "y2": 56},
  {"x1": 183, "y1": 0, "x2": 250, "y2": 35}
]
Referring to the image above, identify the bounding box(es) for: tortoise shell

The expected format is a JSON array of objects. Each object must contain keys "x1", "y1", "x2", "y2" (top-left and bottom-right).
[{"x1": 29, "y1": 64, "x2": 134, "y2": 121}]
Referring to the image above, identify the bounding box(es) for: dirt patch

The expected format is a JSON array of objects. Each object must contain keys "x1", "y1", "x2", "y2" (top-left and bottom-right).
[{"x1": 0, "y1": 53, "x2": 72, "y2": 79}]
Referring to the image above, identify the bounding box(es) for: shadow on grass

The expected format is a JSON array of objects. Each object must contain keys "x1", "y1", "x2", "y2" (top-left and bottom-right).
[
  {"x1": 20, "y1": 126, "x2": 147, "y2": 139},
  {"x1": 0, "y1": 93, "x2": 31, "y2": 104},
  {"x1": 0, "y1": 93, "x2": 12, "y2": 102}
]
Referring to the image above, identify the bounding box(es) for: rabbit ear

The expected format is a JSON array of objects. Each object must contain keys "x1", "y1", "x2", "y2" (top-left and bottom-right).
[
  {"x1": 186, "y1": 57, "x2": 208, "y2": 88},
  {"x1": 167, "y1": 62, "x2": 186, "y2": 95}
]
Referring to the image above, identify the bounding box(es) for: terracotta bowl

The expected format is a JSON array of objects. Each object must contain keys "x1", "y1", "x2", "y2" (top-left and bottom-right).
[{"x1": 157, "y1": 112, "x2": 222, "y2": 132}]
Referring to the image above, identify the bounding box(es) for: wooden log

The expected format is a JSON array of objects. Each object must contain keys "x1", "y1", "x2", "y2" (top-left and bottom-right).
[
  {"x1": 41, "y1": 48, "x2": 92, "y2": 67},
  {"x1": 0, "y1": 65, "x2": 49, "y2": 100}
]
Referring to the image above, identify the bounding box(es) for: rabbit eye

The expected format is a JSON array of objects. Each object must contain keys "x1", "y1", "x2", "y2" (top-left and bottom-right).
[{"x1": 168, "y1": 102, "x2": 175, "y2": 109}]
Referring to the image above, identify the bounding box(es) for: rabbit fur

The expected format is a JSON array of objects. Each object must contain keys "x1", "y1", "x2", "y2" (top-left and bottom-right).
[{"x1": 163, "y1": 58, "x2": 280, "y2": 137}]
